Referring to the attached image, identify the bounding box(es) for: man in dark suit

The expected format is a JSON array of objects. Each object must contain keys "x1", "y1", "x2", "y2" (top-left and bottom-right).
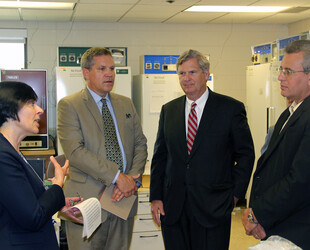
[
  {"x1": 150, "y1": 49, "x2": 255, "y2": 250},
  {"x1": 58, "y1": 47, "x2": 147, "y2": 250},
  {"x1": 242, "y1": 40, "x2": 310, "y2": 249}
]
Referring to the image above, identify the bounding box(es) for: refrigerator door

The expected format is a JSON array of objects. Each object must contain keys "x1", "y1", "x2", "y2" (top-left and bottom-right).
[
  {"x1": 56, "y1": 67, "x2": 84, "y2": 104},
  {"x1": 245, "y1": 62, "x2": 286, "y2": 204},
  {"x1": 133, "y1": 74, "x2": 183, "y2": 174},
  {"x1": 114, "y1": 67, "x2": 132, "y2": 98},
  {"x1": 269, "y1": 61, "x2": 287, "y2": 127},
  {"x1": 246, "y1": 63, "x2": 272, "y2": 157}
]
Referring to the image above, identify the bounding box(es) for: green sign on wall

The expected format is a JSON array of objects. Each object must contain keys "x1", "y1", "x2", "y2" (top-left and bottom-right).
[{"x1": 58, "y1": 46, "x2": 127, "y2": 67}]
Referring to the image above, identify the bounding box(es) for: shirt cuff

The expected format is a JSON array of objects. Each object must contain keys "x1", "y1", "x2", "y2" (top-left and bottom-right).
[{"x1": 112, "y1": 170, "x2": 121, "y2": 184}]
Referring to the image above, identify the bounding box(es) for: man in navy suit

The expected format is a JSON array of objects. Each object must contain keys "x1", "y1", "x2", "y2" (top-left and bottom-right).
[
  {"x1": 243, "y1": 40, "x2": 310, "y2": 249},
  {"x1": 150, "y1": 49, "x2": 255, "y2": 250}
]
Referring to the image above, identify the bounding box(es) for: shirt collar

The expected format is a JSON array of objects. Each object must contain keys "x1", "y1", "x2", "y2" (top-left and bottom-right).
[
  {"x1": 290, "y1": 100, "x2": 302, "y2": 114},
  {"x1": 87, "y1": 86, "x2": 110, "y2": 104},
  {"x1": 186, "y1": 88, "x2": 209, "y2": 110}
]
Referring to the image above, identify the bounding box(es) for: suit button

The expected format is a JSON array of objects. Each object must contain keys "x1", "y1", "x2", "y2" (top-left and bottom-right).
[
  {"x1": 186, "y1": 164, "x2": 190, "y2": 169},
  {"x1": 256, "y1": 176, "x2": 260, "y2": 179}
]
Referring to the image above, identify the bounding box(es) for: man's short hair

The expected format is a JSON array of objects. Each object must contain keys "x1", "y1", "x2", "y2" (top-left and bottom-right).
[
  {"x1": 285, "y1": 40, "x2": 310, "y2": 73},
  {"x1": 81, "y1": 47, "x2": 112, "y2": 70},
  {"x1": 177, "y1": 49, "x2": 210, "y2": 72}
]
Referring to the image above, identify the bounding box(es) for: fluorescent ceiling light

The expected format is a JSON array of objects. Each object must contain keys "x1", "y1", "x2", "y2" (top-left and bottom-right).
[
  {"x1": 185, "y1": 6, "x2": 289, "y2": 13},
  {"x1": 0, "y1": 1, "x2": 75, "y2": 10}
]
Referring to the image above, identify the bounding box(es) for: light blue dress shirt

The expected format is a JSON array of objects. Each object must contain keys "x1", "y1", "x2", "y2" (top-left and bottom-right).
[{"x1": 87, "y1": 87, "x2": 127, "y2": 183}]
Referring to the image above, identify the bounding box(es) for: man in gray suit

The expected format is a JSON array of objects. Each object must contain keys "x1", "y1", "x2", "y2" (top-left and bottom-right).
[{"x1": 58, "y1": 47, "x2": 147, "y2": 250}]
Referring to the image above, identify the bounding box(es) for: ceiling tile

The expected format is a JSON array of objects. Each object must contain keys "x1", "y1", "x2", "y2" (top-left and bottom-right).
[
  {"x1": 21, "y1": 9, "x2": 73, "y2": 21},
  {"x1": 209, "y1": 12, "x2": 275, "y2": 24},
  {"x1": 19, "y1": 0, "x2": 76, "y2": 2},
  {"x1": 123, "y1": 4, "x2": 186, "y2": 19},
  {"x1": 119, "y1": 17, "x2": 167, "y2": 23},
  {"x1": 197, "y1": 0, "x2": 260, "y2": 5},
  {"x1": 254, "y1": 0, "x2": 310, "y2": 6},
  {"x1": 78, "y1": 0, "x2": 137, "y2": 3},
  {"x1": 138, "y1": 0, "x2": 197, "y2": 5},
  {"x1": 165, "y1": 12, "x2": 226, "y2": 23},
  {"x1": 0, "y1": 9, "x2": 20, "y2": 20},
  {"x1": 252, "y1": 10, "x2": 310, "y2": 24},
  {"x1": 0, "y1": 0, "x2": 310, "y2": 24},
  {"x1": 73, "y1": 3, "x2": 131, "y2": 21}
]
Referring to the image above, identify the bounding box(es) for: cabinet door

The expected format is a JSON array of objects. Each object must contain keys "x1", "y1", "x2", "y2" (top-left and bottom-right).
[
  {"x1": 133, "y1": 214, "x2": 160, "y2": 232},
  {"x1": 137, "y1": 192, "x2": 151, "y2": 215},
  {"x1": 130, "y1": 231, "x2": 165, "y2": 250}
]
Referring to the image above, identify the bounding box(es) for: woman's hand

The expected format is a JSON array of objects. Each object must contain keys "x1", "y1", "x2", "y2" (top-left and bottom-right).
[
  {"x1": 59, "y1": 197, "x2": 83, "y2": 224},
  {"x1": 49, "y1": 156, "x2": 69, "y2": 187}
]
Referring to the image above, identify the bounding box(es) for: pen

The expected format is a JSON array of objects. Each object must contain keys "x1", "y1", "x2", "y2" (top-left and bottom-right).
[{"x1": 69, "y1": 192, "x2": 82, "y2": 206}]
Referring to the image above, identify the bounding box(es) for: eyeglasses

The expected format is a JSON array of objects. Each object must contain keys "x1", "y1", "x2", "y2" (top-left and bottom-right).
[{"x1": 277, "y1": 67, "x2": 309, "y2": 77}]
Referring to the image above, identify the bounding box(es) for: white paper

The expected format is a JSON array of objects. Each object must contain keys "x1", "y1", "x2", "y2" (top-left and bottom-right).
[{"x1": 73, "y1": 197, "x2": 102, "y2": 239}]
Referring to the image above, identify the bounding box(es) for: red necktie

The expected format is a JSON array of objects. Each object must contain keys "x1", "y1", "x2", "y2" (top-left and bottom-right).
[{"x1": 187, "y1": 102, "x2": 197, "y2": 154}]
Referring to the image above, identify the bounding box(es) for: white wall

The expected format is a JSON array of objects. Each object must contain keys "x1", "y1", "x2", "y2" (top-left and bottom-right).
[
  {"x1": 0, "y1": 21, "x2": 288, "y2": 137},
  {"x1": 289, "y1": 18, "x2": 310, "y2": 35}
]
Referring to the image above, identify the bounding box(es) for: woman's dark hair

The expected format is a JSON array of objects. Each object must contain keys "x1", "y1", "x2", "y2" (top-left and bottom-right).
[{"x1": 0, "y1": 81, "x2": 38, "y2": 127}]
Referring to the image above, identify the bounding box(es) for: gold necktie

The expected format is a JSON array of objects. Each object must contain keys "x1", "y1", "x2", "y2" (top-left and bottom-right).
[{"x1": 101, "y1": 99, "x2": 123, "y2": 171}]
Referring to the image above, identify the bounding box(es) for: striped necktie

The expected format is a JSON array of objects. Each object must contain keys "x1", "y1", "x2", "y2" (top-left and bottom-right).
[
  {"x1": 187, "y1": 102, "x2": 198, "y2": 155},
  {"x1": 101, "y1": 98, "x2": 123, "y2": 171}
]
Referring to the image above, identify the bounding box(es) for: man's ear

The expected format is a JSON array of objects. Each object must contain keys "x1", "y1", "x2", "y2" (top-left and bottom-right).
[
  {"x1": 82, "y1": 68, "x2": 89, "y2": 81},
  {"x1": 204, "y1": 69, "x2": 210, "y2": 81}
]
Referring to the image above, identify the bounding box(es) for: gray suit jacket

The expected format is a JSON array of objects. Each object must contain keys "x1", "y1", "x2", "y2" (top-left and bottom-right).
[{"x1": 57, "y1": 88, "x2": 147, "y2": 222}]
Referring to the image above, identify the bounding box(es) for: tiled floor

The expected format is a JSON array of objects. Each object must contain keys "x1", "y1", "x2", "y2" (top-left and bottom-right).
[
  {"x1": 141, "y1": 176, "x2": 260, "y2": 250},
  {"x1": 230, "y1": 207, "x2": 260, "y2": 250}
]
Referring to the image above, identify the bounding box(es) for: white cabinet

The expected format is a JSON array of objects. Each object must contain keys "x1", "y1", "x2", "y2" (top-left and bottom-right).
[{"x1": 130, "y1": 190, "x2": 165, "y2": 250}]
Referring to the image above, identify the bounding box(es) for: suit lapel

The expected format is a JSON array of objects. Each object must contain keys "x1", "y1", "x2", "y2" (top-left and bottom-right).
[
  {"x1": 264, "y1": 109, "x2": 290, "y2": 157},
  {"x1": 0, "y1": 134, "x2": 46, "y2": 193},
  {"x1": 256, "y1": 109, "x2": 289, "y2": 171},
  {"x1": 189, "y1": 90, "x2": 217, "y2": 157},
  {"x1": 257, "y1": 96, "x2": 310, "y2": 171},
  {"x1": 109, "y1": 93, "x2": 125, "y2": 143},
  {"x1": 82, "y1": 88, "x2": 104, "y2": 134},
  {"x1": 175, "y1": 96, "x2": 188, "y2": 157}
]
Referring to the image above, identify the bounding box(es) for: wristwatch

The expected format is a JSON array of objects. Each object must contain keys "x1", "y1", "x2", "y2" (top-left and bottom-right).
[{"x1": 248, "y1": 208, "x2": 258, "y2": 224}]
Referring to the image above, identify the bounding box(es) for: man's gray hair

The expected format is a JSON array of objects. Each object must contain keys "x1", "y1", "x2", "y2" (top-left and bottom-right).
[
  {"x1": 177, "y1": 49, "x2": 210, "y2": 72},
  {"x1": 285, "y1": 40, "x2": 310, "y2": 73},
  {"x1": 81, "y1": 47, "x2": 112, "y2": 70}
]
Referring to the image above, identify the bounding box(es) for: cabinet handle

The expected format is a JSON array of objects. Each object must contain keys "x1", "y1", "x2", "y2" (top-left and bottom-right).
[
  {"x1": 139, "y1": 201, "x2": 150, "y2": 203},
  {"x1": 139, "y1": 194, "x2": 149, "y2": 198},
  {"x1": 42, "y1": 96, "x2": 46, "y2": 111},
  {"x1": 139, "y1": 218, "x2": 153, "y2": 221},
  {"x1": 140, "y1": 235, "x2": 159, "y2": 238}
]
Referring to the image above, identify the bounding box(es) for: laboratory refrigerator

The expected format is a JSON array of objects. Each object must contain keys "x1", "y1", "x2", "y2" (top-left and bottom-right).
[{"x1": 245, "y1": 62, "x2": 287, "y2": 203}]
